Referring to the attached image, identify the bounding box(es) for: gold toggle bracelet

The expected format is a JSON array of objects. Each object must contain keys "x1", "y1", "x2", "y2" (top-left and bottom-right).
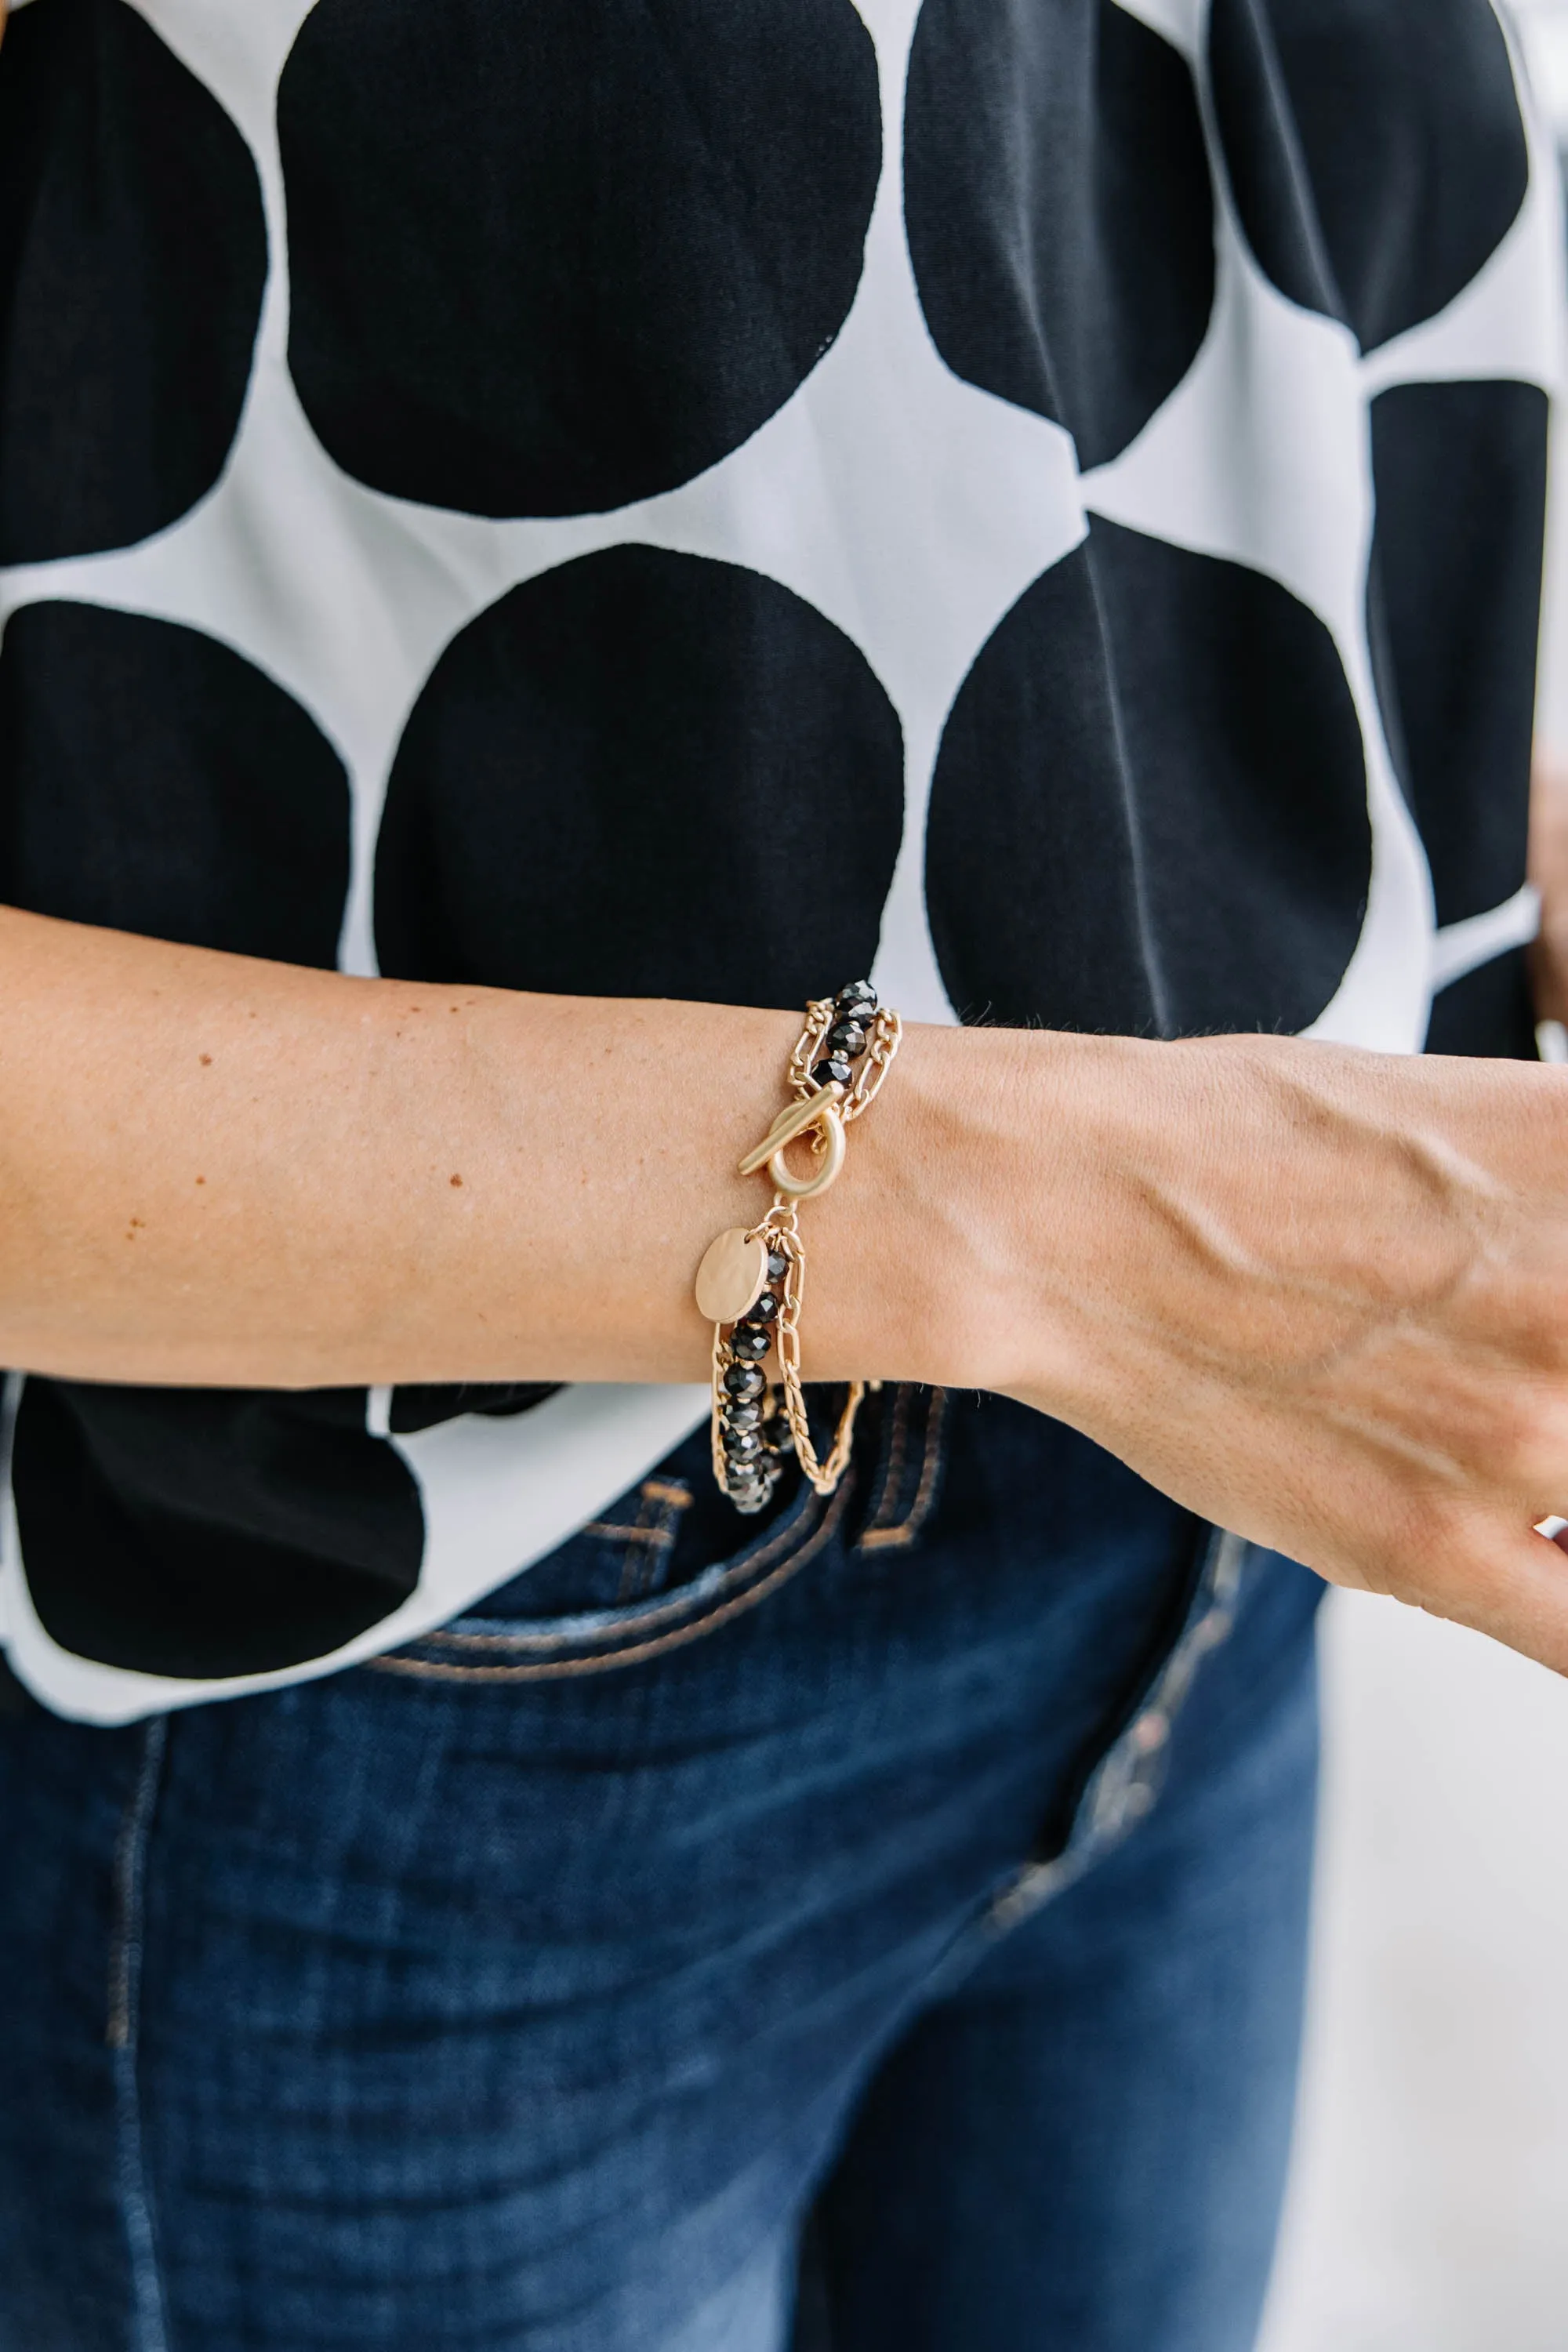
[{"x1": 693, "y1": 981, "x2": 902, "y2": 1512}]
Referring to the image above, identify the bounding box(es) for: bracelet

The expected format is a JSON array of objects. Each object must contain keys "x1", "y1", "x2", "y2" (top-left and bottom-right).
[{"x1": 693, "y1": 980, "x2": 902, "y2": 1513}]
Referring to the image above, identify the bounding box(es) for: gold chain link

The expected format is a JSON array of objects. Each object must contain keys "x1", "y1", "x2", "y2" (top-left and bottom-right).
[
  {"x1": 786, "y1": 1000, "x2": 902, "y2": 1123},
  {"x1": 747, "y1": 1203, "x2": 865, "y2": 1494}
]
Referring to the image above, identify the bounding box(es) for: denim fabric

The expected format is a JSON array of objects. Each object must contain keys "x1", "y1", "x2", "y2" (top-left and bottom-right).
[{"x1": 0, "y1": 1392, "x2": 1322, "y2": 2352}]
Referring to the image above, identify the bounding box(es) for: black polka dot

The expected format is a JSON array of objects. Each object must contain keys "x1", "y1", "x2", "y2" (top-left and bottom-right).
[
  {"x1": 278, "y1": 0, "x2": 880, "y2": 517},
  {"x1": 0, "y1": 0, "x2": 266, "y2": 565},
  {"x1": 13, "y1": 1383, "x2": 423, "y2": 1679},
  {"x1": 924, "y1": 540, "x2": 1160, "y2": 1036},
  {"x1": 903, "y1": 0, "x2": 1214, "y2": 470},
  {"x1": 387, "y1": 1385, "x2": 560, "y2": 1436},
  {"x1": 1210, "y1": 0, "x2": 1527, "y2": 352},
  {"x1": 0, "y1": 602, "x2": 349, "y2": 967},
  {"x1": 375, "y1": 546, "x2": 903, "y2": 1005},
  {"x1": 1370, "y1": 379, "x2": 1546, "y2": 928},
  {"x1": 926, "y1": 521, "x2": 1368, "y2": 1036}
]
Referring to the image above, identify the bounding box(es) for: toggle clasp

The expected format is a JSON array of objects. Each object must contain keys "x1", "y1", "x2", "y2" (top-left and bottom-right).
[{"x1": 739, "y1": 1082, "x2": 848, "y2": 1200}]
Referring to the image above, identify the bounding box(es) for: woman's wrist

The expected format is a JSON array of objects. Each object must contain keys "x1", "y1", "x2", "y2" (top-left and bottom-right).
[{"x1": 800, "y1": 1018, "x2": 1127, "y2": 1403}]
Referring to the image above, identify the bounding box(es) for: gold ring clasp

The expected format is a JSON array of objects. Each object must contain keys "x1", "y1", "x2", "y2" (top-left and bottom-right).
[
  {"x1": 738, "y1": 1083, "x2": 848, "y2": 1200},
  {"x1": 769, "y1": 1104, "x2": 845, "y2": 1198}
]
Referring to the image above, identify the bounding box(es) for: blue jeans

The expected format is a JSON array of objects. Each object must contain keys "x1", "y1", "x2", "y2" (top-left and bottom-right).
[{"x1": 0, "y1": 1392, "x2": 1321, "y2": 2352}]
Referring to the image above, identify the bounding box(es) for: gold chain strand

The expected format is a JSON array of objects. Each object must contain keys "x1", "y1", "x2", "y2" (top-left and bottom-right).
[
  {"x1": 752, "y1": 1203, "x2": 866, "y2": 1493},
  {"x1": 710, "y1": 1317, "x2": 737, "y2": 1497}
]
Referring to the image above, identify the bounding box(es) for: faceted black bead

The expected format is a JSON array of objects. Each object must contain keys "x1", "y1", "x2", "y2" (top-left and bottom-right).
[
  {"x1": 724, "y1": 1360, "x2": 766, "y2": 1402},
  {"x1": 765, "y1": 1249, "x2": 789, "y2": 1283},
  {"x1": 811, "y1": 1055, "x2": 853, "y2": 1090},
  {"x1": 827, "y1": 1018, "x2": 867, "y2": 1058},
  {"x1": 761, "y1": 1413, "x2": 794, "y2": 1457},
  {"x1": 837, "y1": 980, "x2": 877, "y2": 1014},
  {"x1": 724, "y1": 1426, "x2": 764, "y2": 1461},
  {"x1": 730, "y1": 1322, "x2": 771, "y2": 1359},
  {"x1": 724, "y1": 1399, "x2": 763, "y2": 1432},
  {"x1": 745, "y1": 1289, "x2": 779, "y2": 1323}
]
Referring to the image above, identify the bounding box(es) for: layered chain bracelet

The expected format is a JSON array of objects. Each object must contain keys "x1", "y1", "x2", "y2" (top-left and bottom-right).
[{"x1": 693, "y1": 980, "x2": 902, "y2": 1513}]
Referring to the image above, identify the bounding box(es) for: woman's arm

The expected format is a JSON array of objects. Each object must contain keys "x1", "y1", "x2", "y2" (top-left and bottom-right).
[
  {"x1": 0, "y1": 905, "x2": 1021, "y2": 1394},
  {"x1": 0, "y1": 905, "x2": 949, "y2": 1388},
  {"x1": 5, "y1": 903, "x2": 1568, "y2": 1671}
]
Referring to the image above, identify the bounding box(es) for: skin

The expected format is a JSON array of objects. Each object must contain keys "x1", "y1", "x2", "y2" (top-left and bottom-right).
[{"x1": 1530, "y1": 748, "x2": 1568, "y2": 1030}]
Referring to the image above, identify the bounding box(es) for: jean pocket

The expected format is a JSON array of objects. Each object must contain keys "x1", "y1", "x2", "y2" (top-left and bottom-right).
[{"x1": 368, "y1": 1417, "x2": 856, "y2": 1682}]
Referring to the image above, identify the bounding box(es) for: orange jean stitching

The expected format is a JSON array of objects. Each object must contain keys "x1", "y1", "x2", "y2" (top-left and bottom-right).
[
  {"x1": 586, "y1": 1477, "x2": 693, "y2": 1551},
  {"x1": 367, "y1": 1482, "x2": 851, "y2": 1682},
  {"x1": 618, "y1": 1481, "x2": 666, "y2": 1602},
  {"x1": 397, "y1": 1481, "x2": 829, "y2": 1654},
  {"x1": 858, "y1": 1383, "x2": 912, "y2": 1541},
  {"x1": 860, "y1": 1388, "x2": 947, "y2": 1552}
]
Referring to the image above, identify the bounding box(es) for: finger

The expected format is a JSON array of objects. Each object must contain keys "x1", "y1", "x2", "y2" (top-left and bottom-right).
[
  {"x1": 1528, "y1": 917, "x2": 1568, "y2": 1028},
  {"x1": 1412, "y1": 1520, "x2": 1568, "y2": 1678}
]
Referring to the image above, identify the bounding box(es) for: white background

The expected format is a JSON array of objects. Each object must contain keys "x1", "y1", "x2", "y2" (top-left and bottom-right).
[{"x1": 1258, "y1": 1596, "x2": 1568, "y2": 2350}]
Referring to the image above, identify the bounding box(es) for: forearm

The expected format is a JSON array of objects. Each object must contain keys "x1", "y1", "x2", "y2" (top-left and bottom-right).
[{"x1": 0, "y1": 906, "x2": 1036, "y2": 1390}]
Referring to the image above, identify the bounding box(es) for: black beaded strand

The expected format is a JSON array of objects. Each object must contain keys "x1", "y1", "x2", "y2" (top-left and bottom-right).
[
  {"x1": 809, "y1": 979, "x2": 877, "y2": 1094},
  {"x1": 716, "y1": 1256, "x2": 792, "y2": 1511}
]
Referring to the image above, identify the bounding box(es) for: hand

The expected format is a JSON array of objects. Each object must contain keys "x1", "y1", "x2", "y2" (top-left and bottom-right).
[
  {"x1": 963, "y1": 1029, "x2": 1568, "y2": 1675},
  {"x1": 1530, "y1": 749, "x2": 1568, "y2": 1035}
]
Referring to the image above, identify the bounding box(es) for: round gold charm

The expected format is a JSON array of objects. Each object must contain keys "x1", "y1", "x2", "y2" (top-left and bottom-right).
[{"x1": 695, "y1": 1227, "x2": 768, "y2": 1324}]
